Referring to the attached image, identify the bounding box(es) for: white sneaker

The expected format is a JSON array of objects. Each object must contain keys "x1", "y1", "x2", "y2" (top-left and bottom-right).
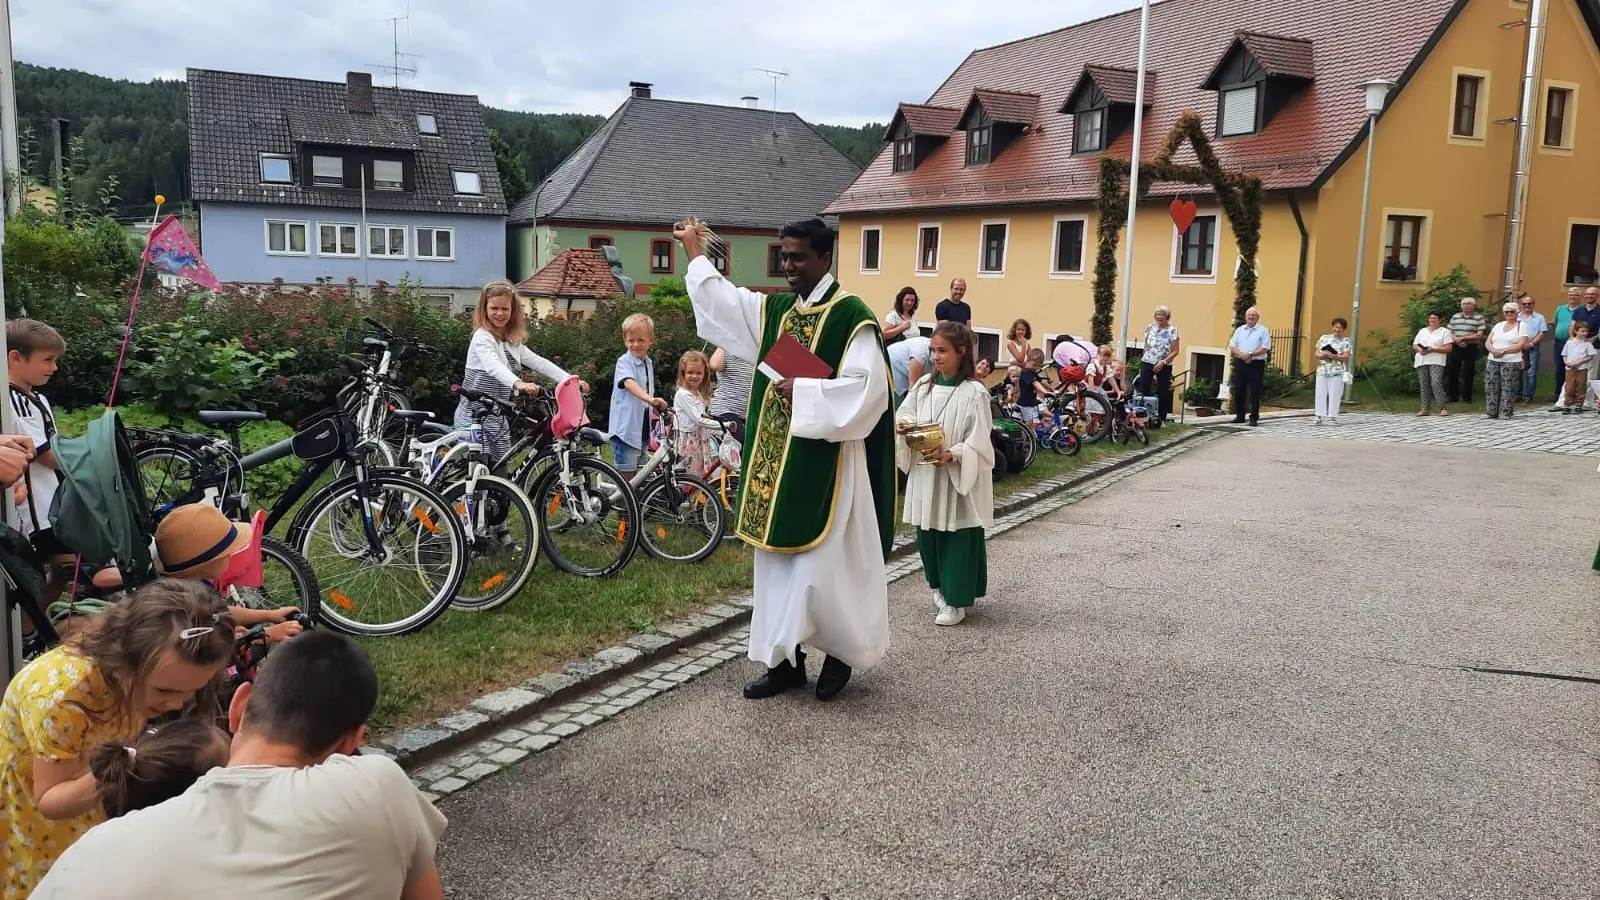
[
  {"x1": 935, "y1": 605, "x2": 966, "y2": 626},
  {"x1": 931, "y1": 589, "x2": 945, "y2": 612},
  {"x1": 1313, "y1": 417, "x2": 1323, "y2": 425},
  {"x1": 1550, "y1": 403, "x2": 1567, "y2": 413}
]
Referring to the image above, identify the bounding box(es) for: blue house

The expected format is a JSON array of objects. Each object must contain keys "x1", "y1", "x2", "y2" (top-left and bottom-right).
[{"x1": 187, "y1": 69, "x2": 506, "y2": 310}]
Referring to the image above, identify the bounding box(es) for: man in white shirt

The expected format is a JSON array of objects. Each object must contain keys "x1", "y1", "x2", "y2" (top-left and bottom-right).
[
  {"x1": 1515, "y1": 293, "x2": 1547, "y2": 403},
  {"x1": 34, "y1": 631, "x2": 448, "y2": 900},
  {"x1": 1228, "y1": 306, "x2": 1272, "y2": 426}
]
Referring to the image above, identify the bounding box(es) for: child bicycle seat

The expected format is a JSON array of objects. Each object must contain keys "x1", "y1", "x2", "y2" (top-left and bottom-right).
[{"x1": 550, "y1": 376, "x2": 590, "y2": 439}]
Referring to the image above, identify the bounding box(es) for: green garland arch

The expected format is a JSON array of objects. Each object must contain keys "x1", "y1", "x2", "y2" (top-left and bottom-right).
[{"x1": 1090, "y1": 111, "x2": 1263, "y2": 346}]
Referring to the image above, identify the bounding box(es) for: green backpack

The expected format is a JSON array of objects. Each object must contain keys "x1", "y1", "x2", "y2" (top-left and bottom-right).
[{"x1": 50, "y1": 409, "x2": 156, "y2": 586}]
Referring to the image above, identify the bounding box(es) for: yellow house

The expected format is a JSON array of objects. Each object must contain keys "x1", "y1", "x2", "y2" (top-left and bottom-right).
[{"x1": 825, "y1": 0, "x2": 1600, "y2": 396}]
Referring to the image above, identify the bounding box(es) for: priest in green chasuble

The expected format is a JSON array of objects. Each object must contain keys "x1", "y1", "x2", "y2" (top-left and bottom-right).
[{"x1": 677, "y1": 217, "x2": 896, "y2": 702}]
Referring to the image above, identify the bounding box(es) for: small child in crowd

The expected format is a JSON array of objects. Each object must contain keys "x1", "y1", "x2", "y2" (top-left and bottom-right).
[
  {"x1": 673, "y1": 350, "x2": 715, "y2": 477},
  {"x1": 7, "y1": 320, "x2": 64, "y2": 558},
  {"x1": 894, "y1": 321, "x2": 994, "y2": 627},
  {"x1": 1560, "y1": 321, "x2": 1595, "y2": 413},
  {"x1": 90, "y1": 718, "x2": 231, "y2": 818},
  {"x1": 1019, "y1": 349, "x2": 1056, "y2": 425},
  {"x1": 609, "y1": 313, "x2": 669, "y2": 477}
]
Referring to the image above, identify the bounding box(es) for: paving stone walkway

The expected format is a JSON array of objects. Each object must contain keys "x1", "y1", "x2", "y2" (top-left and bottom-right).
[
  {"x1": 404, "y1": 435, "x2": 1217, "y2": 801},
  {"x1": 1249, "y1": 408, "x2": 1600, "y2": 455}
]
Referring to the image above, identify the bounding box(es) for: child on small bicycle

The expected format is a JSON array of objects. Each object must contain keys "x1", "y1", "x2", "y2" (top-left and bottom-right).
[
  {"x1": 672, "y1": 350, "x2": 715, "y2": 478},
  {"x1": 456, "y1": 280, "x2": 584, "y2": 461}
]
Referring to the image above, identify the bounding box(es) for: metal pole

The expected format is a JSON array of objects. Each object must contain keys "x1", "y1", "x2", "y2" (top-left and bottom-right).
[
  {"x1": 1345, "y1": 112, "x2": 1378, "y2": 401},
  {"x1": 1116, "y1": 0, "x2": 1152, "y2": 360},
  {"x1": 0, "y1": 0, "x2": 18, "y2": 217},
  {"x1": 1502, "y1": 0, "x2": 1547, "y2": 300},
  {"x1": 359, "y1": 164, "x2": 369, "y2": 291}
]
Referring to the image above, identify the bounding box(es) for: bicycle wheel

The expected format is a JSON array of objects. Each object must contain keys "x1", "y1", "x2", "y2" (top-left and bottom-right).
[
  {"x1": 135, "y1": 445, "x2": 202, "y2": 513},
  {"x1": 1113, "y1": 414, "x2": 1131, "y2": 445},
  {"x1": 228, "y1": 536, "x2": 322, "y2": 622},
  {"x1": 441, "y1": 475, "x2": 540, "y2": 611},
  {"x1": 1077, "y1": 389, "x2": 1113, "y2": 444},
  {"x1": 1130, "y1": 420, "x2": 1150, "y2": 446},
  {"x1": 291, "y1": 474, "x2": 466, "y2": 637},
  {"x1": 531, "y1": 456, "x2": 640, "y2": 578},
  {"x1": 1048, "y1": 427, "x2": 1080, "y2": 456},
  {"x1": 638, "y1": 474, "x2": 724, "y2": 564},
  {"x1": 1018, "y1": 424, "x2": 1038, "y2": 470}
]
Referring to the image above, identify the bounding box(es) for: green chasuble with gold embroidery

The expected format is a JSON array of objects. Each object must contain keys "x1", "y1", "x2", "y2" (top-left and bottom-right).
[{"x1": 735, "y1": 283, "x2": 897, "y2": 557}]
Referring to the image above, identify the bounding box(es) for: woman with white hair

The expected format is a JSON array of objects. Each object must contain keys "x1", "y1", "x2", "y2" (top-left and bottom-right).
[
  {"x1": 1484, "y1": 301, "x2": 1530, "y2": 419},
  {"x1": 1135, "y1": 306, "x2": 1180, "y2": 425}
]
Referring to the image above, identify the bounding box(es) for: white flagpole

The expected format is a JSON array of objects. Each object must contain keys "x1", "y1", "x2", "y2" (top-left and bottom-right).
[
  {"x1": 0, "y1": 0, "x2": 18, "y2": 679},
  {"x1": 1116, "y1": 0, "x2": 1152, "y2": 362}
]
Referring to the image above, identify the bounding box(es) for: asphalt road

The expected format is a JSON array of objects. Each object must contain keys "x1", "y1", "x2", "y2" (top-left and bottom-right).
[{"x1": 435, "y1": 433, "x2": 1599, "y2": 900}]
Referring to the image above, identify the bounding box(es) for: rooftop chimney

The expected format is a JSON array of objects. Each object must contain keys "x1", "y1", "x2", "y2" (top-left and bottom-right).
[
  {"x1": 629, "y1": 81, "x2": 653, "y2": 99},
  {"x1": 741, "y1": 95, "x2": 759, "y2": 109},
  {"x1": 346, "y1": 71, "x2": 375, "y2": 114}
]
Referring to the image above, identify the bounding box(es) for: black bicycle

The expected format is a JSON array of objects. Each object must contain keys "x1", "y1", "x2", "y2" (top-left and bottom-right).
[{"x1": 132, "y1": 379, "x2": 469, "y2": 637}]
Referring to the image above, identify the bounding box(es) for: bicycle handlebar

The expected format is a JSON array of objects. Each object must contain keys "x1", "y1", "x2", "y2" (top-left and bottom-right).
[{"x1": 452, "y1": 384, "x2": 517, "y2": 415}]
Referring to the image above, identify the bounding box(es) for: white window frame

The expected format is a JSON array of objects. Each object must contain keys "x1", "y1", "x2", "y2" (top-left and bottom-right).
[
  {"x1": 317, "y1": 222, "x2": 359, "y2": 258},
  {"x1": 264, "y1": 219, "x2": 309, "y2": 256},
  {"x1": 1170, "y1": 210, "x2": 1220, "y2": 284},
  {"x1": 259, "y1": 154, "x2": 293, "y2": 184},
  {"x1": 1448, "y1": 67, "x2": 1490, "y2": 145},
  {"x1": 417, "y1": 113, "x2": 439, "y2": 135},
  {"x1": 977, "y1": 218, "x2": 1010, "y2": 277},
  {"x1": 368, "y1": 224, "x2": 408, "y2": 259},
  {"x1": 1539, "y1": 79, "x2": 1579, "y2": 155},
  {"x1": 1377, "y1": 207, "x2": 1432, "y2": 286},
  {"x1": 453, "y1": 170, "x2": 482, "y2": 195},
  {"x1": 969, "y1": 325, "x2": 1003, "y2": 369},
  {"x1": 415, "y1": 226, "x2": 456, "y2": 261},
  {"x1": 1050, "y1": 215, "x2": 1089, "y2": 279},
  {"x1": 372, "y1": 160, "x2": 405, "y2": 192},
  {"x1": 1075, "y1": 108, "x2": 1106, "y2": 153},
  {"x1": 915, "y1": 223, "x2": 942, "y2": 275},
  {"x1": 859, "y1": 225, "x2": 883, "y2": 274},
  {"x1": 311, "y1": 155, "x2": 344, "y2": 187},
  {"x1": 1219, "y1": 85, "x2": 1259, "y2": 137}
]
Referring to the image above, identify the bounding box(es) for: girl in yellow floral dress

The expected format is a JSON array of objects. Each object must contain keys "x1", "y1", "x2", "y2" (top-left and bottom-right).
[{"x1": 0, "y1": 579, "x2": 235, "y2": 899}]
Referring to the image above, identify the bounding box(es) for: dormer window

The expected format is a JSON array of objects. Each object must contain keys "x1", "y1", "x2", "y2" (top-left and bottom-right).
[
  {"x1": 893, "y1": 138, "x2": 914, "y2": 173},
  {"x1": 373, "y1": 160, "x2": 404, "y2": 191},
  {"x1": 418, "y1": 114, "x2": 438, "y2": 135},
  {"x1": 966, "y1": 126, "x2": 992, "y2": 166},
  {"x1": 311, "y1": 154, "x2": 344, "y2": 187},
  {"x1": 1200, "y1": 31, "x2": 1314, "y2": 139},
  {"x1": 954, "y1": 88, "x2": 1037, "y2": 168},
  {"x1": 881, "y1": 102, "x2": 962, "y2": 175},
  {"x1": 1061, "y1": 66, "x2": 1147, "y2": 156}
]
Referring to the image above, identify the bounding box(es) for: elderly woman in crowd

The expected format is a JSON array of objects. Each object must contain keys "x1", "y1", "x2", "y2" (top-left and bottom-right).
[
  {"x1": 1413, "y1": 312, "x2": 1453, "y2": 416},
  {"x1": 1313, "y1": 318, "x2": 1352, "y2": 424},
  {"x1": 1484, "y1": 301, "x2": 1529, "y2": 419},
  {"x1": 1135, "y1": 306, "x2": 1180, "y2": 426}
]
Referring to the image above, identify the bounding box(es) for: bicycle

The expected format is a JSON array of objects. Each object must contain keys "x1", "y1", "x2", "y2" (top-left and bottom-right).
[
  {"x1": 392, "y1": 393, "x2": 541, "y2": 612},
  {"x1": 1108, "y1": 394, "x2": 1151, "y2": 446},
  {"x1": 131, "y1": 376, "x2": 469, "y2": 637},
  {"x1": 621, "y1": 410, "x2": 727, "y2": 564},
  {"x1": 458, "y1": 383, "x2": 642, "y2": 579},
  {"x1": 1033, "y1": 394, "x2": 1082, "y2": 456},
  {"x1": 1047, "y1": 364, "x2": 1112, "y2": 444},
  {"x1": 338, "y1": 316, "x2": 431, "y2": 458},
  {"x1": 699, "y1": 417, "x2": 742, "y2": 514}
]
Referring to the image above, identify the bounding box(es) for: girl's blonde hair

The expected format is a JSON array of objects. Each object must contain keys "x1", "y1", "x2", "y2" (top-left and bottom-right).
[
  {"x1": 473, "y1": 280, "x2": 528, "y2": 344},
  {"x1": 677, "y1": 350, "x2": 713, "y2": 402},
  {"x1": 621, "y1": 312, "x2": 655, "y2": 338}
]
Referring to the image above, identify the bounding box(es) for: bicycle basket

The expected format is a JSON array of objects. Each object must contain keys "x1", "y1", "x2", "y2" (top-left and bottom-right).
[{"x1": 291, "y1": 411, "x2": 344, "y2": 461}]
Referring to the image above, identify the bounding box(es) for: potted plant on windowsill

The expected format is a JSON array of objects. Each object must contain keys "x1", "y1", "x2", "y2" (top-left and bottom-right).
[
  {"x1": 1381, "y1": 258, "x2": 1416, "y2": 282},
  {"x1": 1183, "y1": 379, "x2": 1217, "y2": 417}
]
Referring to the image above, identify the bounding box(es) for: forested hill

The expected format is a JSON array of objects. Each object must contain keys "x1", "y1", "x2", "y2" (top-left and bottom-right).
[{"x1": 13, "y1": 62, "x2": 885, "y2": 218}]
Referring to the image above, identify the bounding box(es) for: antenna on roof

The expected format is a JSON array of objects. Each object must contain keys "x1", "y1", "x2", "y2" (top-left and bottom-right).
[
  {"x1": 368, "y1": 1, "x2": 419, "y2": 88},
  {"x1": 754, "y1": 67, "x2": 788, "y2": 132}
]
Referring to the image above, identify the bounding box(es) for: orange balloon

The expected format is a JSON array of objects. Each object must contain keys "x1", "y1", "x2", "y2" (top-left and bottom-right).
[{"x1": 154, "y1": 193, "x2": 166, "y2": 206}]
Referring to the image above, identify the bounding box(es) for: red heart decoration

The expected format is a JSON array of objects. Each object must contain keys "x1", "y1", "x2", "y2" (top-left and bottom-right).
[{"x1": 1170, "y1": 197, "x2": 1198, "y2": 235}]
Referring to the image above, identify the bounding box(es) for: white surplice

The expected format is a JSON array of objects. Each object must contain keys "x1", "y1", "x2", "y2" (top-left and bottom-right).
[
  {"x1": 684, "y1": 255, "x2": 890, "y2": 671},
  {"x1": 894, "y1": 376, "x2": 994, "y2": 532}
]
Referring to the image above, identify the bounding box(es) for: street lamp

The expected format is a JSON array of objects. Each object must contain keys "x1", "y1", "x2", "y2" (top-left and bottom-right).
[{"x1": 1345, "y1": 77, "x2": 1395, "y2": 401}]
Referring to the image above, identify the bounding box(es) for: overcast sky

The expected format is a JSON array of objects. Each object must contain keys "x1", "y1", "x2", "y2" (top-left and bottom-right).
[{"x1": 14, "y1": 0, "x2": 1136, "y2": 124}]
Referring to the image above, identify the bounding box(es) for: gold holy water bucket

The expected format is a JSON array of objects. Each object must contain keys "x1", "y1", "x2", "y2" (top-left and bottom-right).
[{"x1": 903, "y1": 422, "x2": 946, "y2": 465}]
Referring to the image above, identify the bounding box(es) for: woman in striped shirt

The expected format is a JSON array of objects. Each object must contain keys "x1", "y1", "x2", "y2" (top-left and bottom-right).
[{"x1": 707, "y1": 346, "x2": 754, "y2": 441}]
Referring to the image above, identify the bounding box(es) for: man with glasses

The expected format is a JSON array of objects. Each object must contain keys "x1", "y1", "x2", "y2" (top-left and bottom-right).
[
  {"x1": 1515, "y1": 294, "x2": 1547, "y2": 403},
  {"x1": 1444, "y1": 298, "x2": 1487, "y2": 405},
  {"x1": 1549, "y1": 287, "x2": 1583, "y2": 408}
]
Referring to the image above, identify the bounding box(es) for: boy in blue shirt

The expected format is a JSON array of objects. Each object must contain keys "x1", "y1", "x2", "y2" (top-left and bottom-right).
[{"x1": 609, "y1": 313, "x2": 668, "y2": 477}]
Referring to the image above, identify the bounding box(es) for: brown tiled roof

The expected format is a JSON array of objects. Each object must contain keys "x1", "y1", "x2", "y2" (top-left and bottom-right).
[
  {"x1": 1062, "y1": 65, "x2": 1155, "y2": 111},
  {"x1": 1238, "y1": 31, "x2": 1316, "y2": 80},
  {"x1": 884, "y1": 103, "x2": 963, "y2": 141},
  {"x1": 515, "y1": 249, "x2": 622, "y2": 300},
  {"x1": 964, "y1": 88, "x2": 1042, "y2": 127},
  {"x1": 826, "y1": 0, "x2": 1463, "y2": 215}
]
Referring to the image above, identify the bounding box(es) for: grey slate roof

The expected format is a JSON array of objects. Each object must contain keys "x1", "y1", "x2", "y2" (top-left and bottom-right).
[
  {"x1": 508, "y1": 97, "x2": 860, "y2": 228},
  {"x1": 188, "y1": 68, "x2": 505, "y2": 216}
]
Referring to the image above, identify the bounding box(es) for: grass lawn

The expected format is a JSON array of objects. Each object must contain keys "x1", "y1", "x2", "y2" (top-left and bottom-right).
[
  {"x1": 1272, "y1": 371, "x2": 1567, "y2": 415},
  {"x1": 369, "y1": 423, "x2": 1188, "y2": 732}
]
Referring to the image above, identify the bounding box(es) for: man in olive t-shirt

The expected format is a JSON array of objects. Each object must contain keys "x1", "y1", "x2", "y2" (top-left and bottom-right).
[{"x1": 34, "y1": 632, "x2": 447, "y2": 900}]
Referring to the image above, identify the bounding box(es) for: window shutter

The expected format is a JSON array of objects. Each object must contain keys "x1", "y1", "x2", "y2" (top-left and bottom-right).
[{"x1": 1221, "y1": 87, "x2": 1258, "y2": 136}]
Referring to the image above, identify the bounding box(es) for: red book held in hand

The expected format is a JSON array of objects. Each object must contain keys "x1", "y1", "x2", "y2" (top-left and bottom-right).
[{"x1": 759, "y1": 333, "x2": 833, "y2": 382}]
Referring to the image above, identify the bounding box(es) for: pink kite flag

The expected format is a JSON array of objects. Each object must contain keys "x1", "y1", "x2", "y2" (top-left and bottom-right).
[{"x1": 144, "y1": 215, "x2": 220, "y2": 290}]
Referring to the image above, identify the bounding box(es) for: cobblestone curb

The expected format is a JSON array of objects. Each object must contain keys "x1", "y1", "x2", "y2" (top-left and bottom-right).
[{"x1": 370, "y1": 428, "x2": 1211, "y2": 775}]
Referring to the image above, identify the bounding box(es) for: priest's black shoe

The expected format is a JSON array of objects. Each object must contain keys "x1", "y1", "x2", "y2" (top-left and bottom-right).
[
  {"x1": 815, "y1": 655, "x2": 852, "y2": 701},
  {"x1": 743, "y1": 651, "x2": 807, "y2": 700}
]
